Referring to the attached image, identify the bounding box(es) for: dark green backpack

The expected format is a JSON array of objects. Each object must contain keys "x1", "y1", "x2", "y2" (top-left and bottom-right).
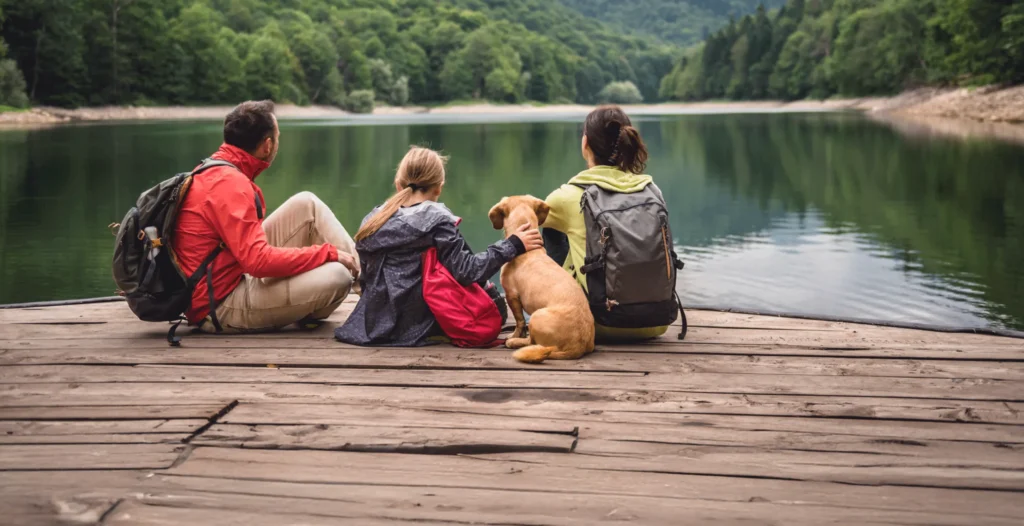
[
  {"x1": 576, "y1": 182, "x2": 687, "y2": 339},
  {"x1": 112, "y1": 159, "x2": 253, "y2": 345}
]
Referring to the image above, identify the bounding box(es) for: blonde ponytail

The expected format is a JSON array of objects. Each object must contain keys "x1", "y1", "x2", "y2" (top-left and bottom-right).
[{"x1": 355, "y1": 146, "x2": 448, "y2": 241}]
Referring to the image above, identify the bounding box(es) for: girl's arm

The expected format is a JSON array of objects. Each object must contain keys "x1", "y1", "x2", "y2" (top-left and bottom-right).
[{"x1": 434, "y1": 222, "x2": 525, "y2": 286}]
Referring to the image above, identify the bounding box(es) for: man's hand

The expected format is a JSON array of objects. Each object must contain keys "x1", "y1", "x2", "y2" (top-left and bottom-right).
[
  {"x1": 513, "y1": 223, "x2": 544, "y2": 252},
  {"x1": 338, "y1": 251, "x2": 360, "y2": 278}
]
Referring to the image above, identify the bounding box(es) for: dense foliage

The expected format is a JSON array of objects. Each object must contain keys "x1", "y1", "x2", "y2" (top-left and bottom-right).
[
  {"x1": 559, "y1": 0, "x2": 785, "y2": 45},
  {"x1": 597, "y1": 81, "x2": 645, "y2": 104},
  {"x1": 660, "y1": 0, "x2": 1024, "y2": 101},
  {"x1": 0, "y1": 0, "x2": 679, "y2": 108},
  {"x1": 0, "y1": 4, "x2": 28, "y2": 108}
]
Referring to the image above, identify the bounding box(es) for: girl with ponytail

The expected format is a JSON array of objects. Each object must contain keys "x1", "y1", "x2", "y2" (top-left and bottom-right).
[
  {"x1": 336, "y1": 146, "x2": 543, "y2": 347},
  {"x1": 542, "y1": 105, "x2": 671, "y2": 342}
]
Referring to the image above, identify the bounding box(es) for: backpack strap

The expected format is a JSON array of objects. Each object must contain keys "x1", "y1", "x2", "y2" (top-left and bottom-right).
[
  {"x1": 190, "y1": 244, "x2": 226, "y2": 333},
  {"x1": 674, "y1": 291, "x2": 688, "y2": 340},
  {"x1": 192, "y1": 158, "x2": 237, "y2": 175},
  {"x1": 167, "y1": 243, "x2": 226, "y2": 346},
  {"x1": 192, "y1": 158, "x2": 264, "y2": 220}
]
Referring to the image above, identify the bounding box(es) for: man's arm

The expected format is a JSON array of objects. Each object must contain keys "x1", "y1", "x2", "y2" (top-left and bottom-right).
[{"x1": 207, "y1": 178, "x2": 337, "y2": 278}]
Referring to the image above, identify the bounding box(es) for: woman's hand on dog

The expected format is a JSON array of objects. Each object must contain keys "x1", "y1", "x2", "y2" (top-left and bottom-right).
[{"x1": 513, "y1": 223, "x2": 544, "y2": 252}]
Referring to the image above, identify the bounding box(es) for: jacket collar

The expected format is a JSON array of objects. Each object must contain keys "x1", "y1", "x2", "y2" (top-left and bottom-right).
[{"x1": 211, "y1": 143, "x2": 270, "y2": 181}]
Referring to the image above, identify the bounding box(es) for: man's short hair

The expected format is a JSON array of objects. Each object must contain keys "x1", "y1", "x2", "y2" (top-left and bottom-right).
[{"x1": 223, "y1": 100, "x2": 276, "y2": 153}]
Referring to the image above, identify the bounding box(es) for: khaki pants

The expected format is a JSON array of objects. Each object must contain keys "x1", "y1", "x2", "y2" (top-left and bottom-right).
[{"x1": 200, "y1": 192, "x2": 357, "y2": 334}]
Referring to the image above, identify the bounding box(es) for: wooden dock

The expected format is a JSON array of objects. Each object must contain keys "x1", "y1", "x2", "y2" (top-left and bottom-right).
[{"x1": 0, "y1": 298, "x2": 1022, "y2": 525}]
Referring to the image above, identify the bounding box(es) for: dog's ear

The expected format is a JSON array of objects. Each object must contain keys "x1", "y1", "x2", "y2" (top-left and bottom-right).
[
  {"x1": 534, "y1": 199, "x2": 551, "y2": 227},
  {"x1": 488, "y1": 198, "x2": 508, "y2": 230}
]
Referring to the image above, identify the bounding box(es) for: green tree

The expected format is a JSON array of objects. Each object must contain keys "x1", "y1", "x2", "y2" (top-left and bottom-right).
[
  {"x1": 280, "y1": 11, "x2": 340, "y2": 104},
  {"x1": 933, "y1": 0, "x2": 1012, "y2": 84},
  {"x1": 1, "y1": 0, "x2": 89, "y2": 106},
  {"x1": 440, "y1": 27, "x2": 523, "y2": 100},
  {"x1": 345, "y1": 89, "x2": 374, "y2": 113},
  {"x1": 0, "y1": 5, "x2": 28, "y2": 108},
  {"x1": 368, "y1": 58, "x2": 394, "y2": 100},
  {"x1": 385, "y1": 37, "x2": 428, "y2": 102},
  {"x1": 0, "y1": 58, "x2": 29, "y2": 108},
  {"x1": 335, "y1": 36, "x2": 372, "y2": 92},
  {"x1": 829, "y1": 1, "x2": 928, "y2": 95},
  {"x1": 597, "y1": 80, "x2": 644, "y2": 104},
  {"x1": 389, "y1": 75, "x2": 409, "y2": 106},
  {"x1": 169, "y1": 4, "x2": 244, "y2": 103},
  {"x1": 243, "y1": 27, "x2": 301, "y2": 102}
]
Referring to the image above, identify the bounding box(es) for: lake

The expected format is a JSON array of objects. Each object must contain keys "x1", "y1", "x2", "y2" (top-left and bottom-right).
[{"x1": 1, "y1": 112, "x2": 1022, "y2": 331}]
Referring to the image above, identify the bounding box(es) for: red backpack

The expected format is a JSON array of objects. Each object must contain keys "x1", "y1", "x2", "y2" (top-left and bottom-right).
[{"x1": 421, "y1": 247, "x2": 503, "y2": 348}]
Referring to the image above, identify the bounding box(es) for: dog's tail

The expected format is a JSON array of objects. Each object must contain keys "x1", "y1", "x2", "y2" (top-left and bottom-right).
[{"x1": 513, "y1": 345, "x2": 556, "y2": 364}]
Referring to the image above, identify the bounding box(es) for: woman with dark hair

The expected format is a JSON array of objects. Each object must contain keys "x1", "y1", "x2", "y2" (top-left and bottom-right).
[{"x1": 542, "y1": 105, "x2": 672, "y2": 342}]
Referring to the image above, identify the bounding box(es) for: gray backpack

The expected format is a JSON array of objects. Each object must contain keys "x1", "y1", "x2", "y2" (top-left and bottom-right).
[{"x1": 576, "y1": 183, "x2": 687, "y2": 339}]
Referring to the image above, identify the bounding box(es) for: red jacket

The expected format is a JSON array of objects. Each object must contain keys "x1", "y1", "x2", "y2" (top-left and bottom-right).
[{"x1": 175, "y1": 144, "x2": 338, "y2": 324}]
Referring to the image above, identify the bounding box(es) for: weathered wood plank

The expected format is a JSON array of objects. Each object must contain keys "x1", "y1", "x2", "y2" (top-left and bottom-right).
[
  {"x1": 221, "y1": 402, "x2": 1024, "y2": 444},
  {"x1": 103, "y1": 502, "x2": 462, "y2": 526},
  {"x1": 0, "y1": 419, "x2": 203, "y2": 435},
  {"x1": 8, "y1": 332, "x2": 1022, "y2": 360},
  {"x1": 165, "y1": 447, "x2": 1024, "y2": 520},
  {"x1": 5, "y1": 347, "x2": 1024, "y2": 381},
  {"x1": 0, "y1": 419, "x2": 203, "y2": 444},
  {"x1": 152, "y1": 474, "x2": 1022, "y2": 526},
  {"x1": 220, "y1": 402, "x2": 578, "y2": 434},
  {"x1": 193, "y1": 423, "x2": 576, "y2": 454},
  {"x1": 0, "y1": 494, "x2": 120, "y2": 526},
  {"x1": 3, "y1": 383, "x2": 1020, "y2": 424},
  {"x1": 0, "y1": 471, "x2": 151, "y2": 526},
  {"x1": 3, "y1": 364, "x2": 1020, "y2": 401},
  {"x1": 0, "y1": 433, "x2": 186, "y2": 444},
  {"x1": 2, "y1": 320, "x2": 1018, "y2": 351},
  {"x1": 118, "y1": 481, "x2": 1010, "y2": 526},
  {"x1": 561, "y1": 440, "x2": 1024, "y2": 491},
  {"x1": 4, "y1": 311, "x2": 1021, "y2": 358},
  {"x1": 0, "y1": 444, "x2": 181, "y2": 470},
  {"x1": 0, "y1": 300, "x2": 853, "y2": 331},
  {"x1": 0, "y1": 404, "x2": 225, "y2": 420}
]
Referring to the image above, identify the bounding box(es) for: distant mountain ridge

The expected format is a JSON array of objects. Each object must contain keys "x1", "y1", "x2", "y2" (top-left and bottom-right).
[{"x1": 558, "y1": 0, "x2": 786, "y2": 45}]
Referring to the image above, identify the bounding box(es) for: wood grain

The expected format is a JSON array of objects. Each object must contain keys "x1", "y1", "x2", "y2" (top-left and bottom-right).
[{"x1": 2, "y1": 297, "x2": 1022, "y2": 524}]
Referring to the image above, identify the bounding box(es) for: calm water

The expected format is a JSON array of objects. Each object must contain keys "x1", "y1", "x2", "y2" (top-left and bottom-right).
[{"x1": 2, "y1": 112, "x2": 1022, "y2": 331}]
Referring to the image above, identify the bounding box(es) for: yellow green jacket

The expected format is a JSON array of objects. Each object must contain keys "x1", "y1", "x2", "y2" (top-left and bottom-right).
[{"x1": 544, "y1": 166, "x2": 668, "y2": 342}]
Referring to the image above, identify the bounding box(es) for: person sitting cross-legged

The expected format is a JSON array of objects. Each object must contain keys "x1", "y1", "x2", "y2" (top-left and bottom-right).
[{"x1": 175, "y1": 100, "x2": 360, "y2": 333}]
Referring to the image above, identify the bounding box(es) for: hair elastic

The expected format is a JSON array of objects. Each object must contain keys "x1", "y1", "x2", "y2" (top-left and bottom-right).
[{"x1": 608, "y1": 126, "x2": 626, "y2": 163}]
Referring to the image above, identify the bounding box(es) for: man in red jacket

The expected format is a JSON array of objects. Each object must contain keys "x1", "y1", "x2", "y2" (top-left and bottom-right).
[{"x1": 175, "y1": 100, "x2": 360, "y2": 333}]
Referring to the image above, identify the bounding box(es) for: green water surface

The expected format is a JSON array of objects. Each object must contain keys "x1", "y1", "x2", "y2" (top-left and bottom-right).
[{"x1": 1, "y1": 112, "x2": 1022, "y2": 330}]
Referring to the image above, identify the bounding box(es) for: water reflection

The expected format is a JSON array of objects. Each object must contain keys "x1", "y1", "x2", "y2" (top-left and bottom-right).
[{"x1": 1, "y1": 113, "x2": 1021, "y2": 330}]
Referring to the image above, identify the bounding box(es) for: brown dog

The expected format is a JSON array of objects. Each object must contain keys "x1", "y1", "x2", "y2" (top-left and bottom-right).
[{"x1": 488, "y1": 196, "x2": 595, "y2": 363}]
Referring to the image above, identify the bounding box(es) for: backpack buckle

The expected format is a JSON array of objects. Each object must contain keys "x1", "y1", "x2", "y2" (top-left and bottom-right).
[{"x1": 605, "y1": 299, "x2": 619, "y2": 311}]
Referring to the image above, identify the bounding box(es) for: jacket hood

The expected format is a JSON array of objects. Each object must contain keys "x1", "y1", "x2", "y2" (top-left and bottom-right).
[
  {"x1": 211, "y1": 143, "x2": 270, "y2": 181},
  {"x1": 568, "y1": 166, "x2": 652, "y2": 193},
  {"x1": 356, "y1": 201, "x2": 459, "y2": 252}
]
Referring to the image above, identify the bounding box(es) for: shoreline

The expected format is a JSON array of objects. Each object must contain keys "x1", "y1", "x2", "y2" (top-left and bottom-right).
[{"x1": 1, "y1": 85, "x2": 1021, "y2": 143}]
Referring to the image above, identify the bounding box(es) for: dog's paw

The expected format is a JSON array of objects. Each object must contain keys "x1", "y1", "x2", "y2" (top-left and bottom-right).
[{"x1": 505, "y1": 337, "x2": 531, "y2": 349}]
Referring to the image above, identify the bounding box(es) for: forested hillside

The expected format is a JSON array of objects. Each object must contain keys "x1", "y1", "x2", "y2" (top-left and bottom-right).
[
  {"x1": 660, "y1": 0, "x2": 1024, "y2": 101},
  {"x1": 0, "y1": 0, "x2": 676, "y2": 109},
  {"x1": 559, "y1": 0, "x2": 785, "y2": 45},
  {"x1": 1, "y1": 0, "x2": 1021, "y2": 110}
]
